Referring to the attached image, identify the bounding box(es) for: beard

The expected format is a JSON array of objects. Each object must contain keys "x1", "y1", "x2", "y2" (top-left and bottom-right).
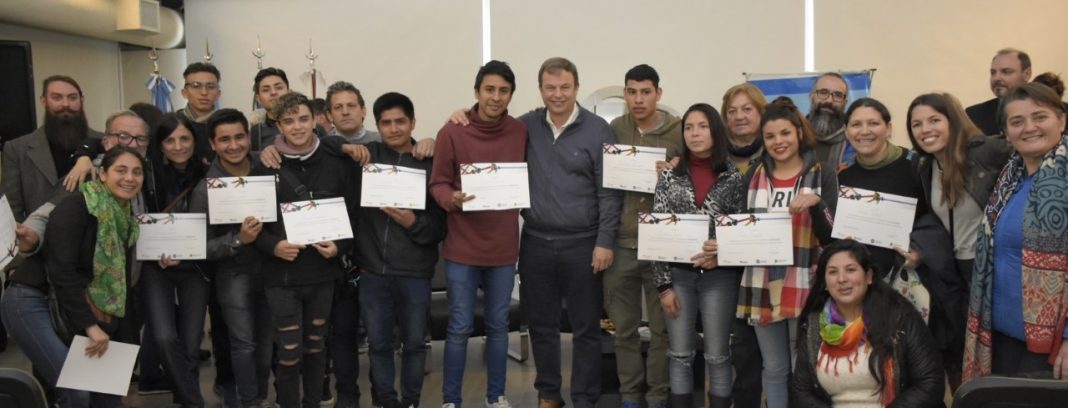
[
  {"x1": 43, "y1": 108, "x2": 89, "y2": 153},
  {"x1": 808, "y1": 102, "x2": 846, "y2": 141}
]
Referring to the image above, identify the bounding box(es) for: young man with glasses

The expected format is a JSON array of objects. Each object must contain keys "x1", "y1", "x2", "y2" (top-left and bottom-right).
[
  {"x1": 178, "y1": 62, "x2": 222, "y2": 162},
  {"x1": 806, "y1": 72, "x2": 854, "y2": 170}
]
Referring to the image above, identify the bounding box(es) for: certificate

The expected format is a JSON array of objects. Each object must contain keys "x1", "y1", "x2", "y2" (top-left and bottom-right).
[
  {"x1": 281, "y1": 197, "x2": 354, "y2": 245},
  {"x1": 715, "y1": 213, "x2": 794, "y2": 266},
  {"x1": 206, "y1": 176, "x2": 278, "y2": 224},
  {"x1": 603, "y1": 143, "x2": 667, "y2": 193},
  {"x1": 136, "y1": 213, "x2": 207, "y2": 260},
  {"x1": 460, "y1": 162, "x2": 530, "y2": 211},
  {"x1": 0, "y1": 196, "x2": 18, "y2": 270},
  {"x1": 832, "y1": 186, "x2": 917, "y2": 250},
  {"x1": 360, "y1": 163, "x2": 426, "y2": 210},
  {"x1": 57, "y1": 336, "x2": 139, "y2": 396},
  {"x1": 637, "y1": 212, "x2": 709, "y2": 262}
]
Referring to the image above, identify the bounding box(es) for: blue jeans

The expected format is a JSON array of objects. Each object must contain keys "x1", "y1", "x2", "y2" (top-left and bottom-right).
[
  {"x1": 663, "y1": 267, "x2": 740, "y2": 397},
  {"x1": 1, "y1": 283, "x2": 122, "y2": 407},
  {"x1": 360, "y1": 272, "x2": 431, "y2": 406},
  {"x1": 442, "y1": 261, "x2": 515, "y2": 405},
  {"x1": 216, "y1": 269, "x2": 274, "y2": 406},
  {"x1": 753, "y1": 318, "x2": 798, "y2": 408},
  {"x1": 141, "y1": 265, "x2": 208, "y2": 407}
]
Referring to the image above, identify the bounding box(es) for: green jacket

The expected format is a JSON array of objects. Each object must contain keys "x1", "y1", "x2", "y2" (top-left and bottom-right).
[{"x1": 609, "y1": 110, "x2": 684, "y2": 248}]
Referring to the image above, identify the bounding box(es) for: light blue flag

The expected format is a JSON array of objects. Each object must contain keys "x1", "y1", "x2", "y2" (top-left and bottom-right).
[
  {"x1": 146, "y1": 73, "x2": 176, "y2": 112},
  {"x1": 746, "y1": 70, "x2": 874, "y2": 116}
]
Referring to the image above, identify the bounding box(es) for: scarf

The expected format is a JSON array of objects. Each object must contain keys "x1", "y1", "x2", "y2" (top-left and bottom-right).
[
  {"x1": 963, "y1": 132, "x2": 1068, "y2": 382},
  {"x1": 274, "y1": 133, "x2": 321, "y2": 157},
  {"x1": 81, "y1": 180, "x2": 140, "y2": 318},
  {"x1": 728, "y1": 135, "x2": 763, "y2": 159},
  {"x1": 738, "y1": 152, "x2": 830, "y2": 324},
  {"x1": 817, "y1": 299, "x2": 898, "y2": 406},
  {"x1": 856, "y1": 142, "x2": 903, "y2": 170}
]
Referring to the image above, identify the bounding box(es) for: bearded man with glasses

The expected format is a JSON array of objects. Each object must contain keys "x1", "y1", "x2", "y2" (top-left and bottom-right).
[{"x1": 807, "y1": 72, "x2": 854, "y2": 170}]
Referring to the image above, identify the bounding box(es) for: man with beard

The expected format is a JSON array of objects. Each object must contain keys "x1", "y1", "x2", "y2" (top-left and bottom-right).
[
  {"x1": 807, "y1": 72, "x2": 855, "y2": 170},
  {"x1": 2, "y1": 75, "x2": 101, "y2": 222},
  {"x1": 966, "y1": 48, "x2": 1032, "y2": 136}
]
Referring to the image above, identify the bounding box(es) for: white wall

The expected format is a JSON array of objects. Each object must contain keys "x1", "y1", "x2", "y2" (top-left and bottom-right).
[
  {"x1": 184, "y1": 0, "x2": 483, "y2": 136},
  {"x1": 817, "y1": 0, "x2": 1068, "y2": 145},
  {"x1": 0, "y1": 22, "x2": 122, "y2": 131}
]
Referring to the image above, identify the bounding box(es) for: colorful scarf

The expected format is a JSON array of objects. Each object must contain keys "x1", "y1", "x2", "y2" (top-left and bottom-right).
[
  {"x1": 81, "y1": 180, "x2": 140, "y2": 318},
  {"x1": 817, "y1": 299, "x2": 898, "y2": 406},
  {"x1": 738, "y1": 152, "x2": 831, "y2": 324},
  {"x1": 963, "y1": 132, "x2": 1068, "y2": 382}
]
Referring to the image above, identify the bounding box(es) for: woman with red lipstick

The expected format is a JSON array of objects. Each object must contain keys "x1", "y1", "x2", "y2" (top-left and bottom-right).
[
  {"x1": 792, "y1": 239, "x2": 944, "y2": 407},
  {"x1": 737, "y1": 98, "x2": 837, "y2": 408},
  {"x1": 905, "y1": 93, "x2": 1010, "y2": 391}
]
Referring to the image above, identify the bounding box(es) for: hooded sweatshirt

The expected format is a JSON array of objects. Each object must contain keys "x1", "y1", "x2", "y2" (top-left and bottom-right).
[{"x1": 609, "y1": 110, "x2": 684, "y2": 248}]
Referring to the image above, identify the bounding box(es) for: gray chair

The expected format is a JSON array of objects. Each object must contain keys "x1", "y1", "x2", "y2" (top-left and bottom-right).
[
  {"x1": 952, "y1": 375, "x2": 1068, "y2": 408},
  {"x1": 0, "y1": 368, "x2": 48, "y2": 408}
]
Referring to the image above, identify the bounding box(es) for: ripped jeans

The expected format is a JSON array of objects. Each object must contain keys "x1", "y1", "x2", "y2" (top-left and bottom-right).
[
  {"x1": 662, "y1": 266, "x2": 740, "y2": 397},
  {"x1": 265, "y1": 282, "x2": 334, "y2": 408}
]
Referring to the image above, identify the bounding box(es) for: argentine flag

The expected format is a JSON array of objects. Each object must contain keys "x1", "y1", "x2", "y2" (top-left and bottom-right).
[{"x1": 746, "y1": 70, "x2": 874, "y2": 115}]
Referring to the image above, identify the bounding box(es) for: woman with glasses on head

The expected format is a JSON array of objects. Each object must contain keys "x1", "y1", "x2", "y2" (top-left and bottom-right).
[
  {"x1": 905, "y1": 92, "x2": 1011, "y2": 391},
  {"x1": 964, "y1": 83, "x2": 1068, "y2": 382},
  {"x1": 651, "y1": 103, "x2": 745, "y2": 407},
  {"x1": 792, "y1": 239, "x2": 945, "y2": 407},
  {"x1": 737, "y1": 97, "x2": 837, "y2": 408}
]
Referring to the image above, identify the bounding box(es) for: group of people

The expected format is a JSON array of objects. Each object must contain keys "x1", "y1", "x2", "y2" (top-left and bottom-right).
[{"x1": 0, "y1": 46, "x2": 1064, "y2": 408}]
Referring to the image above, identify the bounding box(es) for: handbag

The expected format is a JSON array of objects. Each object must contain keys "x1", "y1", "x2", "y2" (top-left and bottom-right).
[
  {"x1": 885, "y1": 266, "x2": 931, "y2": 324},
  {"x1": 47, "y1": 284, "x2": 75, "y2": 345}
]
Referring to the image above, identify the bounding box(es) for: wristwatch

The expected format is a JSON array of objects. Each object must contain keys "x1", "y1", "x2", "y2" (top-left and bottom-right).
[{"x1": 229, "y1": 237, "x2": 245, "y2": 250}]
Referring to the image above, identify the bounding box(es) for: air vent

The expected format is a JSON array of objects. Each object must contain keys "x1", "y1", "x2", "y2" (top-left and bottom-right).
[{"x1": 116, "y1": 0, "x2": 160, "y2": 34}]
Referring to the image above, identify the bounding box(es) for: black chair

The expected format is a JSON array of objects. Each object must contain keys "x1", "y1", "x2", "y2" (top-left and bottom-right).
[
  {"x1": 952, "y1": 375, "x2": 1068, "y2": 408},
  {"x1": 0, "y1": 368, "x2": 48, "y2": 408},
  {"x1": 426, "y1": 249, "x2": 529, "y2": 362}
]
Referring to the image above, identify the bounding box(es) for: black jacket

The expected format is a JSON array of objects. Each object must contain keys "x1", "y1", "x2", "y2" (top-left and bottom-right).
[
  {"x1": 188, "y1": 156, "x2": 272, "y2": 277},
  {"x1": 965, "y1": 98, "x2": 1001, "y2": 137},
  {"x1": 253, "y1": 145, "x2": 358, "y2": 287},
  {"x1": 912, "y1": 135, "x2": 1011, "y2": 218},
  {"x1": 353, "y1": 142, "x2": 446, "y2": 279},
  {"x1": 791, "y1": 303, "x2": 946, "y2": 408}
]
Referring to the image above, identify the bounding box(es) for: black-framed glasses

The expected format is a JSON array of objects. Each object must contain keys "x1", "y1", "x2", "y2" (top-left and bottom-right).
[
  {"x1": 185, "y1": 81, "x2": 219, "y2": 92},
  {"x1": 812, "y1": 88, "x2": 847, "y2": 102},
  {"x1": 106, "y1": 131, "x2": 149, "y2": 145}
]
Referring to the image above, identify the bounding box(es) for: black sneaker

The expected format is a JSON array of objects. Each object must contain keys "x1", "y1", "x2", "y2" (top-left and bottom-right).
[
  {"x1": 320, "y1": 379, "x2": 335, "y2": 406},
  {"x1": 136, "y1": 381, "x2": 172, "y2": 395}
]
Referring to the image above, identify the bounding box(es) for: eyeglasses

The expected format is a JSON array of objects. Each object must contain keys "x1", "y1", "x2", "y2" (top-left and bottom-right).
[
  {"x1": 812, "y1": 88, "x2": 847, "y2": 102},
  {"x1": 106, "y1": 131, "x2": 150, "y2": 146},
  {"x1": 185, "y1": 82, "x2": 220, "y2": 92}
]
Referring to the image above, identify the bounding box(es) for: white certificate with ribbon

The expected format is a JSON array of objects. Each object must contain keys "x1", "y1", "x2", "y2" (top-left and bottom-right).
[
  {"x1": 715, "y1": 213, "x2": 794, "y2": 266},
  {"x1": 136, "y1": 213, "x2": 207, "y2": 260},
  {"x1": 281, "y1": 197, "x2": 354, "y2": 245},
  {"x1": 460, "y1": 162, "x2": 530, "y2": 211},
  {"x1": 637, "y1": 212, "x2": 709, "y2": 262},
  {"x1": 832, "y1": 186, "x2": 918, "y2": 250},
  {"x1": 602, "y1": 143, "x2": 667, "y2": 193},
  {"x1": 0, "y1": 196, "x2": 18, "y2": 270},
  {"x1": 206, "y1": 176, "x2": 277, "y2": 224},
  {"x1": 360, "y1": 163, "x2": 426, "y2": 210}
]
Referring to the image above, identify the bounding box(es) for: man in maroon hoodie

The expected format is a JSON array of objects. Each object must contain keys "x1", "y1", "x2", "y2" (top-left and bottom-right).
[{"x1": 429, "y1": 60, "x2": 527, "y2": 408}]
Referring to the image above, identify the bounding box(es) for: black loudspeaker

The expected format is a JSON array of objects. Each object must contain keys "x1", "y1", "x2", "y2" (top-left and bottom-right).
[{"x1": 0, "y1": 41, "x2": 36, "y2": 145}]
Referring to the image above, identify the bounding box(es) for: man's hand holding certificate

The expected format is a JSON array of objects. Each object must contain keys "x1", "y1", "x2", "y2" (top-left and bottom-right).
[
  {"x1": 281, "y1": 197, "x2": 354, "y2": 245},
  {"x1": 715, "y1": 213, "x2": 794, "y2": 266},
  {"x1": 360, "y1": 163, "x2": 426, "y2": 210},
  {"x1": 459, "y1": 162, "x2": 530, "y2": 211},
  {"x1": 637, "y1": 212, "x2": 709, "y2": 262},
  {"x1": 831, "y1": 186, "x2": 917, "y2": 249},
  {"x1": 136, "y1": 213, "x2": 207, "y2": 260},
  {"x1": 603, "y1": 143, "x2": 667, "y2": 193},
  {"x1": 207, "y1": 176, "x2": 277, "y2": 224}
]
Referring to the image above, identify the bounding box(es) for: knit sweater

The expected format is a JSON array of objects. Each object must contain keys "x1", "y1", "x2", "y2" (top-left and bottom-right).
[
  {"x1": 429, "y1": 104, "x2": 527, "y2": 266},
  {"x1": 609, "y1": 110, "x2": 684, "y2": 248}
]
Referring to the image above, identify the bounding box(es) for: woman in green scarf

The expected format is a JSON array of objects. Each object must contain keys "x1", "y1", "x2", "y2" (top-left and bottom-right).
[{"x1": 46, "y1": 146, "x2": 145, "y2": 407}]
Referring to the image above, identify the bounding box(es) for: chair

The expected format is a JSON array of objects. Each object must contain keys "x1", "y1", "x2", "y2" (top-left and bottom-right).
[
  {"x1": 952, "y1": 375, "x2": 1068, "y2": 408},
  {"x1": 0, "y1": 368, "x2": 49, "y2": 408}
]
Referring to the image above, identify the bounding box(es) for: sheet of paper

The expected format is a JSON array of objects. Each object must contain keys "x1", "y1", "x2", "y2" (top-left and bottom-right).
[
  {"x1": 206, "y1": 176, "x2": 278, "y2": 224},
  {"x1": 637, "y1": 212, "x2": 710, "y2": 262},
  {"x1": 281, "y1": 197, "x2": 354, "y2": 245},
  {"x1": 460, "y1": 162, "x2": 530, "y2": 211},
  {"x1": 0, "y1": 195, "x2": 19, "y2": 270},
  {"x1": 360, "y1": 163, "x2": 426, "y2": 210},
  {"x1": 135, "y1": 213, "x2": 207, "y2": 260},
  {"x1": 56, "y1": 335, "x2": 140, "y2": 396},
  {"x1": 603, "y1": 144, "x2": 667, "y2": 193},
  {"x1": 715, "y1": 213, "x2": 795, "y2": 266},
  {"x1": 832, "y1": 186, "x2": 918, "y2": 250}
]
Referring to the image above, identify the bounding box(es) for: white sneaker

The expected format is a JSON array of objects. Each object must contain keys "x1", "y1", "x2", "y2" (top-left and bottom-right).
[
  {"x1": 486, "y1": 396, "x2": 512, "y2": 408},
  {"x1": 443, "y1": 404, "x2": 457, "y2": 408}
]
